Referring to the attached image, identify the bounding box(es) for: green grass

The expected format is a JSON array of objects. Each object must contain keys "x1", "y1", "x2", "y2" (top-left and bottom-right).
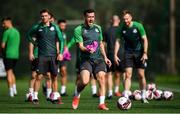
[{"x1": 0, "y1": 77, "x2": 180, "y2": 113}]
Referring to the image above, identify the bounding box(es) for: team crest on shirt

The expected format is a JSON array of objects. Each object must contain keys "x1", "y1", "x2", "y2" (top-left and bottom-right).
[
  {"x1": 50, "y1": 26, "x2": 55, "y2": 31},
  {"x1": 32, "y1": 37, "x2": 37, "y2": 41},
  {"x1": 133, "y1": 29, "x2": 137, "y2": 33},
  {"x1": 123, "y1": 30, "x2": 126, "y2": 34},
  {"x1": 95, "y1": 28, "x2": 99, "y2": 33}
]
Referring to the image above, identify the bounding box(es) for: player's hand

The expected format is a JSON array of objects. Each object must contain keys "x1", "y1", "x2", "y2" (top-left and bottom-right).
[
  {"x1": 141, "y1": 53, "x2": 148, "y2": 63},
  {"x1": 29, "y1": 54, "x2": 35, "y2": 61},
  {"x1": 105, "y1": 57, "x2": 112, "y2": 68},
  {"x1": 57, "y1": 53, "x2": 63, "y2": 61},
  {"x1": 114, "y1": 55, "x2": 120, "y2": 65}
]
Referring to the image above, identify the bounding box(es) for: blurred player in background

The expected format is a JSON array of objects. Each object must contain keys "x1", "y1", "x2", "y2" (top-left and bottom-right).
[
  {"x1": 115, "y1": 10, "x2": 149, "y2": 103},
  {"x1": 1, "y1": 17, "x2": 20, "y2": 97},
  {"x1": 103, "y1": 15, "x2": 124, "y2": 99}
]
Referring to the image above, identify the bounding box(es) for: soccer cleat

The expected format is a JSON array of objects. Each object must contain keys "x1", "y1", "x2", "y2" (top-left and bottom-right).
[
  {"x1": 107, "y1": 95, "x2": 113, "y2": 100},
  {"x1": 61, "y1": 92, "x2": 68, "y2": 97},
  {"x1": 92, "y1": 94, "x2": 99, "y2": 98},
  {"x1": 114, "y1": 92, "x2": 122, "y2": 97},
  {"x1": 32, "y1": 99, "x2": 39, "y2": 105},
  {"x1": 51, "y1": 97, "x2": 64, "y2": 104},
  {"x1": 72, "y1": 96, "x2": 80, "y2": 110},
  {"x1": 98, "y1": 104, "x2": 109, "y2": 110},
  {"x1": 141, "y1": 98, "x2": 149, "y2": 103}
]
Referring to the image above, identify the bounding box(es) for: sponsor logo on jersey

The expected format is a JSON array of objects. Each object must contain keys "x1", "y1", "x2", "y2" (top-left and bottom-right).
[
  {"x1": 133, "y1": 29, "x2": 137, "y2": 33},
  {"x1": 50, "y1": 26, "x2": 55, "y2": 31}
]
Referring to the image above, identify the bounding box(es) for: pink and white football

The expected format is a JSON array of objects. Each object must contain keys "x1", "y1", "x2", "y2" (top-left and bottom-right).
[
  {"x1": 153, "y1": 90, "x2": 163, "y2": 100},
  {"x1": 146, "y1": 90, "x2": 154, "y2": 100},
  {"x1": 117, "y1": 97, "x2": 132, "y2": 110},
  {"x1": 147, "y1": 83, "x2": 156, "y2": 91},
  {"x1": 133, "y1": 90, "x2": 142, "y2": 100},
  {"x1": 162, "y1": 91, "x2": 174, "y2": 100}
]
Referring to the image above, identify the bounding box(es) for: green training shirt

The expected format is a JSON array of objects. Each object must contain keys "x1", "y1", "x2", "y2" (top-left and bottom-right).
[
  {"x1": 2, "y1": 27, "x2": 20, "y2": 59},
  {"x1": 27, "y1": 22, "x2": 64, "y2": 57},
  {"x1": 73, "y1": 24, "x2": 103, "y2": 61},
  {"x1": 116, "y1": 21, "x2": 146, "y2": 52}
]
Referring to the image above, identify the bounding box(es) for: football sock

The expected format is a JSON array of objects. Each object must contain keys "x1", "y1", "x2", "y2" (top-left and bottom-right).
[
  {"x1": 114, "y1": 86, "x2": 119, "y2": 93},
  {"x1": 99, "y1": 96, "x2": 105, "y2": 105},
  {"x1": 33, "y1": 92, "x2": 38, "y2": 100},
  {"x1": 60, "y1": 85, "x2": 66, "y2": 94},
  {"x1": 91, "y1": 85, "x2": 97, "y2": 95},
  {"x1": 141, "y1": 89, "x2": 146, "y2": 99},
  {"x1": 108, "y1": 90, "x2": 113, "y2": 97},
  {"x1": 74, "y1": 86, "x2": 80, "y2": 98},
  {"x1": 46, "y1": 88, "x2": 52, "y2": 98},
  {"x1": 12, "y1": 84, "x2": 17, "y2": 95},
  {"x1": 29, "y1": 88, "x2": 34, "y2": 94},
  {"x1": 9, "y1": 87, "x2": 14, "y2": 97}
]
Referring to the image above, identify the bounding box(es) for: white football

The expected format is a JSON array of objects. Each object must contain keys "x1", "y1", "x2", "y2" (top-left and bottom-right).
[
  {"x1": 117, "y1": 97, "x2": 132, "y2": 110},
  {"x1": 162, "y1": 91, "x2": 173, "y2": 100},
  {"x1": 133, "y1": 90, "x2": 142, "y2": 100},
  {"x1": 146, "y1": 90, "x2": 154, "y2": 100},
  {"x1": 147, "y1": 83, "x2": 156, "y2": 91},
  {"x1": 153, "y1": 90, "x2": 163, "y2": 100}
]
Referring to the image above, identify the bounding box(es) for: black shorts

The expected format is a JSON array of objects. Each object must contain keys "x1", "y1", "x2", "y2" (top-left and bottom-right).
[
  {"x1": 79, "y1": 59, "x2": 107, "y2": 77},
  {"x1": 3, "y1": 58, "x2": 18, "y2": 71},
  {"x1": 59, "y1": 60, "x2": 66, "y2": 68},
  {"x1": 31, "y1": 58, "x2": 38, "y2": 71},
  {"x1": 124, "y1": 51, "x2": 147, "y2": 69},
  {"x1": 37, "y1": 56, "x2": 58, "y2": 76},
  {"x1": 106, "y1": 58, "x2": 124, "y2": 73}
]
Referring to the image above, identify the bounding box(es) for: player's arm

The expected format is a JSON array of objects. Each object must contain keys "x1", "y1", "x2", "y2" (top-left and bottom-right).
[
  {"x1": 114, "y1": 39, "x2": 121, "y2": 65},
  {"x1": 138, "y1": 23, "x2": 148, "y2": 62},
  {"x1": 1, "y1": 31, "x2": 8, "y2": 50},
  {"x1": 98, "y1": 26, "x2": 111, "y2": 67},
  {"x1": 67, "y1": 37, "x2": 76, "y2": 49},
  {"x1": 28, "y1": 42, "x2": 34, "y2": 61}
]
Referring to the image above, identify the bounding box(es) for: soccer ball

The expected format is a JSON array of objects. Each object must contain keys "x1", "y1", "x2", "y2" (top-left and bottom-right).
[
  {"x1": 162, "y1": 91, "x2": 173, "y2": 100},
  {"x1": 117, "y1": 97, "x2": 132, "y2": 110},
  {"x1": 147, "y1": 83, "x2": 156, "y2": 91},
  {"x1": 133, "y1": 90, "x2": 142, "y2": 100},
  {"x1": 146, "y1": 90, "x2": 154, "y2": 100},
  {"x1": 153, "y1": 90, "x2": 163, "y2": 100}
]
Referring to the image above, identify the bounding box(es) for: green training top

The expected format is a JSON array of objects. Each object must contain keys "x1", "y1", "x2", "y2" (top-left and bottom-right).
[
  {"x1": 73, "y1": 24, "x2": 103, "y2": 61},
  {"x1": 27, "y1": 22, "x2": 64, "y2": 57},
  {"x1": 2, "y1": 27, "x2": 20, "y2": 59},
  {"x1": 67, "y1": 37, "x2": 75, "y2": 49},
  {"x1": 116, "y1": 21, "x2": 146, "y2": 52}
]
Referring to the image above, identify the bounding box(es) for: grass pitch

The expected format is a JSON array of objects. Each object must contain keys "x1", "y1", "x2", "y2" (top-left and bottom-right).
[{"x1": 0, "y1": 76, "x2": 180, "y2": 113}]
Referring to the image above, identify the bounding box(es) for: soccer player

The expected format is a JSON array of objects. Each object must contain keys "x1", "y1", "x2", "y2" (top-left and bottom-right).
[
  {"x1": 27, "y1": 9, "x2": 64, "y2": 104},
  {"x1": 57, "y1": 19, "x2": 69, "y2": 96},
  {"x1": 1, "y1": 17, "x2": 20, "y2": 97},
  {"x1": 103, "y1": 15, "x2": 123, "y2": 99},
  {"x1": 72, "y1": 9, "x2": 111, "y2": 110},
  {"x1": 114, "y1": 10, "x2": 149, "y2": 103}
]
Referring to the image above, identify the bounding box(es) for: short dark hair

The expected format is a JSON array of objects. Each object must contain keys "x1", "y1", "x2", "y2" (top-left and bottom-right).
[
  {"x1": 1, "y1": 17, "x2": 12, "y2": 22},
  {"x1": 57, "y1": 19, "x2": 66, "y2": 24},
  {"x1": 83, "y1": 9, "x2": 95, "y2": 16},
  {"x1": 40, "y1": 9, "x2": 51, "y2": 14},
  {"x1": 122, "y1": 10, "x2": 132, "y2": 17}
]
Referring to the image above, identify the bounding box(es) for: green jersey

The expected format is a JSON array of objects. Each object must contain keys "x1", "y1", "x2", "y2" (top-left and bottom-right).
[
  {"x1": 27, "y1": 22, "x2": 64, "y2": 57},
  {"x1": 116, "y1": 21, "x2": 146, "y2": 52},
  {"x1": 2, "y1": 27, "x2": 20, "y2": 59},
  {"x1": 73, "y1": 24, "x2": 103, "y2": 61}
]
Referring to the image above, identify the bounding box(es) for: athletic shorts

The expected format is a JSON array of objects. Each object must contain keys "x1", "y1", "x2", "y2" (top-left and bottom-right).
[
  {"x1": 106, "y1": 58, "x2": 124, "y2": 73},
  {"x1": 3, "y1": 58, "x2": 18, "y2": 71},
  {"x1": 124, "y1": 51, "x2": 147, "y2": 69},
  {"x1": 37, "y1": 56, "x2": 58, "y2": 76},
  {"x1": 59, "y1": 60, "x2": 66, "y2": 68},
  {"x1": 31, "y1": 58, "x2": 38, "y2": 71},
  {"x1": 79, "y1": 59, "x2": 107, "y2": 77}
]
